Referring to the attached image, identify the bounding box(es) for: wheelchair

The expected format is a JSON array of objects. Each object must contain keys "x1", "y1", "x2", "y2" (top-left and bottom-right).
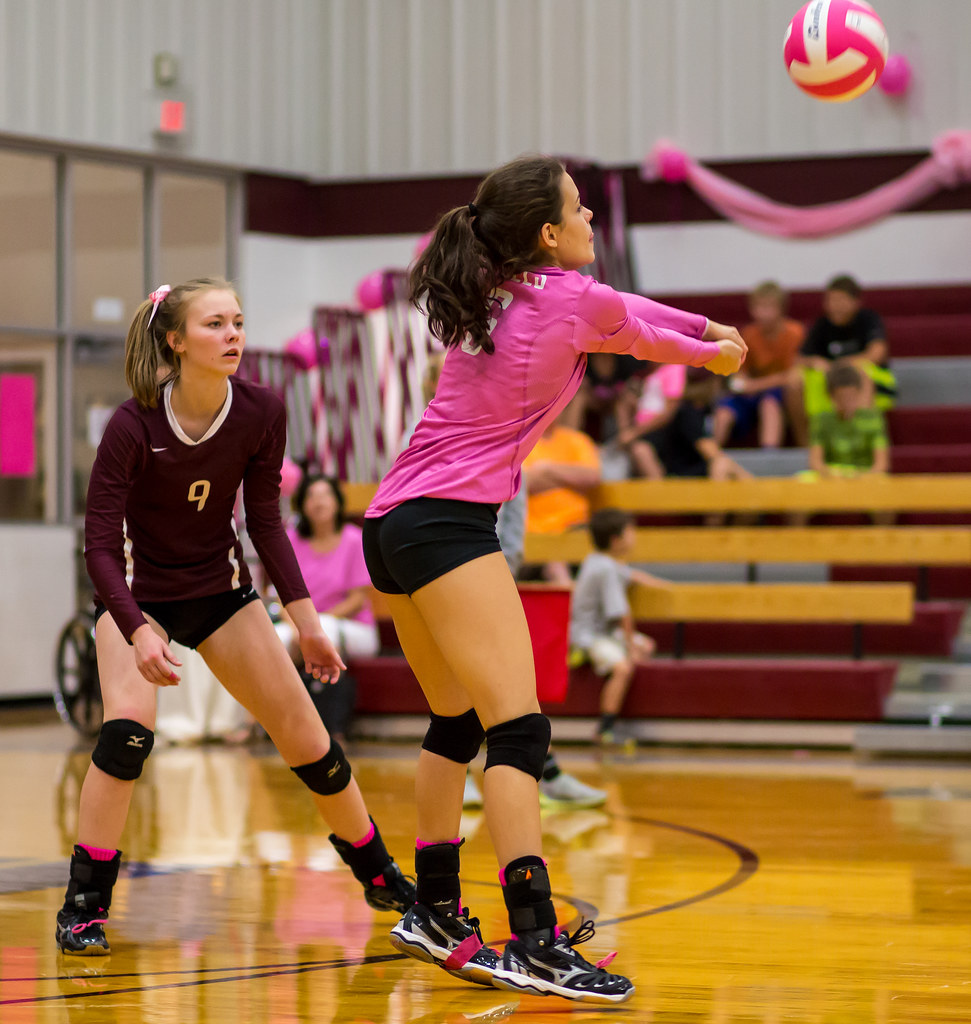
[{"x1": 53, "y1": 608, "x2": 103, "y2": 738}]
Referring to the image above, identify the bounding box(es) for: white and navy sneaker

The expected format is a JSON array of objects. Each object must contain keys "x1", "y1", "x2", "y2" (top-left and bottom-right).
[
  {"x1": 538, "y1": 772, "x2": 607, "y2": 808},
  {"x1": 390, "y1": 902, "x2": 501, "y2": 987},
  {"x1": 491, "y1": 920, "x2": 634, "y2": 1004}
]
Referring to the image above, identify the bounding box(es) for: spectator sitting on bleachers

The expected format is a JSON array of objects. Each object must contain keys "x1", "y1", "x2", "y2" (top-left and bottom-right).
[
  {"x1": 615, "y1": 361, "x2": 685, "y2": 462},
  {"x1": 713, "y1": 280, "x2": 805, "y2": 449},
  {"x1": 790, "y1": 274, "x2": 898, "y2": 445},
  {"x1": 626, "y1": 372, "x2": 752, "y2": 484},
  {"x1": 794, "y1": 361, "x2": 893, "y2": 527},
  {"x1": 807, "y1": 362, "x2": 890, "y2": 479},
  {"x1": 569, "y1": 508, "x2": 667, "y2": 746},
  {"x1": 273, "y1": 473, "x2": 379, "y2": 744},
  {"x1": 522, "y1": 407, "x2": 602, "y2": 584},
  {"x1": 563, "y1": 350, "x2": 641, "y2": 441}
]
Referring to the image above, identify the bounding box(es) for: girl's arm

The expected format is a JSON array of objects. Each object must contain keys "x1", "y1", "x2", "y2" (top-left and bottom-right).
[
  {"x1": 241, "y1": 400, "x2": 311, "y2": 607},
  {"x1": 576, "y1": 281, "x2": 745, "y2": 375},
  {"x1": 83, "y1": 410, "x2": 151, "y2": 642}
]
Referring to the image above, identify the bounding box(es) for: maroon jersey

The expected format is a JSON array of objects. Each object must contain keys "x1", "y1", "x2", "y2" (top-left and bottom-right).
[{"x1": 85, "y1": 378, "x2": 309, "y2": 640}]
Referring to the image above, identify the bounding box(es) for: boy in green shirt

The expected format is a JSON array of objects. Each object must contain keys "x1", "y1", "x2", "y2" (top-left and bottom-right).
[{"x1": 808, "y1": 362, "x2": 889, "y2": 477}]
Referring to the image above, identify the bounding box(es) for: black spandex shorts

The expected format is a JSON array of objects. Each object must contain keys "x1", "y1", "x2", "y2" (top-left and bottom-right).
[
  {"x1": 362, "y1": 497, "x2": 502, "y2": 595},
  {"x1": 94, "y1": 585, "x2": 261, "y2": 649}
]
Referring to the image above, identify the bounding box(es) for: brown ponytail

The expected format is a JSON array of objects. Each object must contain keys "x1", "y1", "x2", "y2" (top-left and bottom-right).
[
  {"x1": 124, "y1": 277, "x2": 240, "y2": 409},
  {"x1": 410, "y1": 155, "x2": 565, "y2": 353}
]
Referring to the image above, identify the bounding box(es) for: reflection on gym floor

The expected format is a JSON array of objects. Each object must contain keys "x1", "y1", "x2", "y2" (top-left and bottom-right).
[{"x1": 2, "y1": 720, "x2": 971, "y2": 1023}]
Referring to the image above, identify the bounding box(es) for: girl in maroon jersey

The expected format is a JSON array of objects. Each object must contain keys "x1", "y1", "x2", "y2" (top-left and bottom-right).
[{"x1": 57, "y1": 278, "x2": 414, "y2": 956}]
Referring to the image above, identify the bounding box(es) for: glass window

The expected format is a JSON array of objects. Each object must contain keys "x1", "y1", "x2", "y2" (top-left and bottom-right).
[
  {"x1": 0, "y1": 151, "x2": 56, "y2": 327},
  {"x1": 70, "y1": 162, "x2": 144, "y2": 331},
  {"x1": 158, "y1": 173, "x2": 228, "y2": 285},
  {"x1": 71, "y1": 336, "x2": 128, "y2": 518},
  {"x1": 0, "y1": 335, "x2": 57, "y2": 522}
]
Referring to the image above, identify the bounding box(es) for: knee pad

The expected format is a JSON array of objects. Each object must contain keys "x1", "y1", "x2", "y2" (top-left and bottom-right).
[
  {"x1": 484, "y1": 713, "x2": 551, "y2": 781},
  {"x1": 421, "y1": 709, "x2": 485, "y2": 764},
  {"x1": 92, "y1": 719, "x2": 154, "y2": 781},
  {"x1": 291, "y1": 739, "x2": 352, "y2": 796}
]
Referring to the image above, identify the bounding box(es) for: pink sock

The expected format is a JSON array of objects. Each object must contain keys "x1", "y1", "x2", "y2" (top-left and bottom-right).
[
  {"x1": 416, "y1": 836, "x2": 462, "y2": 850},
  {"x1": 79, "y1": 843, "x2": 117, "y2": 861},
  {"x1": 351, "y1": 822, "x2": 376, "y2": 848}
]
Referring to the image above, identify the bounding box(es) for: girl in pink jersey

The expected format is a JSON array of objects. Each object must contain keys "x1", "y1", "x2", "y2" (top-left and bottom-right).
[
  {"x1": 56, "y1": 278, "x2": 414, "y2": 957},
  {"x1": 364, "y1": 156, "x2": 745, "y2": 1004}
]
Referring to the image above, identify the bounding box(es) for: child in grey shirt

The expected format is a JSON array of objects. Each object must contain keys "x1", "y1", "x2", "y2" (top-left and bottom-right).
[{"x1": 570, "y1": 508, "x2": 667, "y2": 743}]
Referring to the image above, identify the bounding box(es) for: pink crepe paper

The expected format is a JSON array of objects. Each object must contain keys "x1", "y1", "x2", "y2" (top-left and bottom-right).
[{"x1": 641, "y1": 130, "x2": 971, "y2": 239}]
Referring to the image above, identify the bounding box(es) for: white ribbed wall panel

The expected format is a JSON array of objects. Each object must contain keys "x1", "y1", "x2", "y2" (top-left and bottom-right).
[{"x1": 0, "y1": 0, "x2": 968, "y2": 177}]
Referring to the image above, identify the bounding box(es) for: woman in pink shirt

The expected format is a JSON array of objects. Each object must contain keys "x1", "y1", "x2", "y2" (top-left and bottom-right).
[
  {"x1": 364, "y1": 156, "x2": 745, "y2": 1003},
  {"x1": 276, "y1": 474, "x2": 380, "y2": 743},
  {"x1": 278, "y1": 474, "x2": 379, "y2": 660}
]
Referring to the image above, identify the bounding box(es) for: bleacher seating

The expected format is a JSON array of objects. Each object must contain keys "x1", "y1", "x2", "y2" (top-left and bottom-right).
[{"x1": 343, "y1": 284, "x2": 970, "y2": 735}]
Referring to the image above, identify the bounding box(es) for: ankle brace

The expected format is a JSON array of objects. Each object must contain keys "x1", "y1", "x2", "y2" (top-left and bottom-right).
[
  {"x1": 63, "y1": 844, "x2": 122, "y2": 914},
  {"x1": 328, "y1": 817, "x2": 392, "y2": 885},
  {"x1": 416, "y1": 838, "x2": 464, "y2": 917},
  {"x1": 501, "y1": 855, "x2": 557, "y2": 944}
]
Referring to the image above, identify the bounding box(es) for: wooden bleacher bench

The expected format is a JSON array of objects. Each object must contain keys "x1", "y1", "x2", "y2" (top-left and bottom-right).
[
  {"x1": 590, "y1": 475, "x2": 971, "y2": 514},
  {"x1": 627, "y1": 581, "x2": 913, "y2": 624},
  {"x1": 523, "y1": 525, "x2": 971, "y2": 567},
  {"x1": 343, "y1": 475, "x2": 971, "y2": 517},
  {"x1": 349, "y1": 474, "x2": 967, "y2": 660}
]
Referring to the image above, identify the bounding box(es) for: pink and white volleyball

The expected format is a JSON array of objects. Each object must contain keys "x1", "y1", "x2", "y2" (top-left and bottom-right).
[{"x1": 784, "y1": 0, "x2": 889, "y2": 102}]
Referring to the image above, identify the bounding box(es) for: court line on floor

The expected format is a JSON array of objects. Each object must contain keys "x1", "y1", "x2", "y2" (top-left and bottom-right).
[
  {"x1": 2, "y1": 814, "x2": 758, "y2": 1004},
  {"x1": 596, "y1": 813, "x2": 760, "y2": 926}
]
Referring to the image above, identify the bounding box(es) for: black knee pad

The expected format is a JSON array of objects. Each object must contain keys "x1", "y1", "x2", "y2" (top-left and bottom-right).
[
  {"x1": 92, "y1": 719, "x2": 154, "y2": 781},
  {"x1": 291, "y1": 739, "x2": 353, "y2": 796},
  {"x1": 421, "y1": 708, "x2": 485, "y2": 764},
  {"x1": 484, "y1": 713, "x2": 551, "y2": 781}
]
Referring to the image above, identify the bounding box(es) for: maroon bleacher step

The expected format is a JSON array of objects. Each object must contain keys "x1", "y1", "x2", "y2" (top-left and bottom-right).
[
  {"x1": 547, "y1": 659, "x2": 898, "y2": 722},
  {"x1": 347, "y1": 654, "x2": 898, "y2": 723},
  {"x1": 887, "y1": 407, "x2": 971, "y2": 446}
]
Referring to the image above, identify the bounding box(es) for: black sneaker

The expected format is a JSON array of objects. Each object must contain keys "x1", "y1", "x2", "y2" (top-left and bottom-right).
[
  {"x1": 390, "y1": 902, "x2": 502, "y2": 987},
  {"x1": 364, "y1": 860, "x2": 416, "y2": 913},
  {"x1": 491, "y1": 920, "x2": 634, "y2": 1004},
  {"x1": 55, "y1": 906, "x2": 111, "y2": 956}
]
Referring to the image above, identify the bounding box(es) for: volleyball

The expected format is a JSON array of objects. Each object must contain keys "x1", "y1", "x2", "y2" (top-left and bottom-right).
[{"x1": 784, "y1": 0, "x2": 889, "y2": 102}]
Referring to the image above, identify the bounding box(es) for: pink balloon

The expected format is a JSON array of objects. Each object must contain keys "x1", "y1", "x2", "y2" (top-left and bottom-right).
[
  {"x1": 284, "y1": 328, "x2": 318, "y2": 370},
  {"x1": 657, "y1": 145, "x2": 689, "y2": 184},
  {"x1": 356, "y1": 270, "x2": 387, "y2": 311},
  {"x1": 280, "y1": 457, "x2": 302, "y2": 499},
  {"x1": 878, "y1": 53, "x2": 912, "y2": 96}
]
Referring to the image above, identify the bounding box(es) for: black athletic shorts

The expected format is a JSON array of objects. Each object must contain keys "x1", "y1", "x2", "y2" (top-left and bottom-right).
[
  {"x1": 362, "y1": 497, "x2": 502, "y2": 595},
  {"x1": 94, "y1": 585, "x2": 261, "y2": 649}
]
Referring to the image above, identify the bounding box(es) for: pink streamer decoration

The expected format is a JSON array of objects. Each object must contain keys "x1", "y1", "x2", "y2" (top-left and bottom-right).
[
  {"x1": 641, "y1": 130, "x2": 971, "y2": 239},
  {"x1": 0, "y1": 374, "x2": 36, "y2": 476}
]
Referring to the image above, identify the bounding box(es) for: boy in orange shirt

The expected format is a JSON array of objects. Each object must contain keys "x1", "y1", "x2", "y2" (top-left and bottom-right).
[{"x1": 713, "y1": 280, "x2": 804, "y2": 448}]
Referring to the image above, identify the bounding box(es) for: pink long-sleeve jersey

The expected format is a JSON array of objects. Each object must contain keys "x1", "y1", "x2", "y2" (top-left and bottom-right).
[{"x1": 367, "y1": 267, "x2": 718, "y2": 517}]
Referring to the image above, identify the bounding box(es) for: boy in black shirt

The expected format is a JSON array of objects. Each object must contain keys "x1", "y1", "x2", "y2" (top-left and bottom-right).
[{"x1": 790, "y1": 275, "x2": 897, "y2": 443}]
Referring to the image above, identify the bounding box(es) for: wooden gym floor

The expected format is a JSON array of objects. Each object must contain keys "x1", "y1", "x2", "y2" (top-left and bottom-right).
[{"x1": 0, "y1": 718, "x2": 969, "y2": 1023}]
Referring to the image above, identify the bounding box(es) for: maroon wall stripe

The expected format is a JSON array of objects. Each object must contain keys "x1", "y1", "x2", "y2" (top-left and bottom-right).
[
  {"x1": 246, "y1": 150, "x2": 971, "y2": 238},
  {"x1": 246, "y1": 172, "x2": 482, "y2": 237}
]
